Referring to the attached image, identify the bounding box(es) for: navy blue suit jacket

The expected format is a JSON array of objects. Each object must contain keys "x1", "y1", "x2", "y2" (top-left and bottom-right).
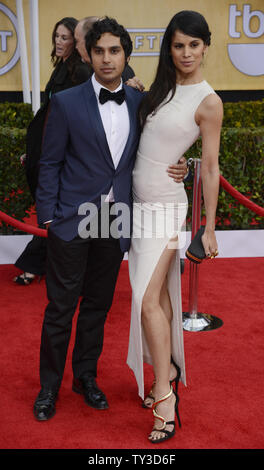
[{"x1": 36, "y1": 79, "x2": 144, "y2": 252}]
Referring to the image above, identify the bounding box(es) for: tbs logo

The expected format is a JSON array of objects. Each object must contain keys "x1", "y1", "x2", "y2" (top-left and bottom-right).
[{"x1": 228, "y1": 4, "x2": 264, "y2": 76}]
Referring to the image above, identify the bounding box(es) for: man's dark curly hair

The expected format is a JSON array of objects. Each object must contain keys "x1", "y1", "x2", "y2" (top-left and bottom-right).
[{"x1": 85, "y1": 16, "x2": 133, "y2": 61}]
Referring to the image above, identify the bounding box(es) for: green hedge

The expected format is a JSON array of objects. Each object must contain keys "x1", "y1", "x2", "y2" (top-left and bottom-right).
[
  {"x1": 0, "y1": 101, "x2": 263, "y2": 234},
  {"x1": 184, "y1": 127, "x2": 264, "y2": 230},
  {"x1": 1, "y1": 99, "x2": 263, "y2": 128},
  {"x1": 222, "y1": 99, "x2": 264, "y2": 128},
  {"x1": 0, "y1": 102, "x2": 33, "y2": 129},
  {"x1": 0, "y1": 126, "x2": 33, "y2": 234}
]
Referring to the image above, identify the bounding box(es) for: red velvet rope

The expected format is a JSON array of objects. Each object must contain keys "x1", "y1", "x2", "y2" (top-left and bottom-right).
[
  {"x1": 0, "y1": 210, "x2": 47, "y2": 237},
  {"x1": 0, "y1": 176, "x2": 263, "y2": 236},
  {"x1": 219, "y1": 175, "x2": 264, "y2": 217}
]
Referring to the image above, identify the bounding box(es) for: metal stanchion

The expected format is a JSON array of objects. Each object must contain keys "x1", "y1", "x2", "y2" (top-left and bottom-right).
[{"x1": 182, "y1": 158, "x2": 223, "y2": 332}]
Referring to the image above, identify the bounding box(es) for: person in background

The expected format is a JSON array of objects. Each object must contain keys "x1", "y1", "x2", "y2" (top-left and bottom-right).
[{"x1": 14, "y1": 17, "x2": 90, "y2": 285}]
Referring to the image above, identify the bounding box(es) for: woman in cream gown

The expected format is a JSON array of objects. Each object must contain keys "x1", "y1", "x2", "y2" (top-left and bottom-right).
[{"x1": 127, "y1": 10, "x2": 223, "y2": 444}]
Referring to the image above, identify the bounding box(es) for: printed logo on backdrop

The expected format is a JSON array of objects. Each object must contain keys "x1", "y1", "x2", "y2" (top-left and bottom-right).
[
  {"x1": 228, "y1": 4, "x2": 264, "y2": 76},
  {"x1": 127, "y1": 28, "x2": 165, "y2": 56},
  {"x1": 0, "y1": 2, "x2": 19, "y2": 76}
]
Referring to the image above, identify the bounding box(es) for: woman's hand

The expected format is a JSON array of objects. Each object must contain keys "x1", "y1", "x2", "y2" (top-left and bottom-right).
[{"x1": 202, "y1": 228, "x2": 218, "y2": 259}]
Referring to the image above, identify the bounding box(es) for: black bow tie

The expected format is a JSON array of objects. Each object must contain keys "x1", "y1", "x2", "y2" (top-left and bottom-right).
[{"x1": 99, "y1": 87, "x2": 125, "y2": 105}]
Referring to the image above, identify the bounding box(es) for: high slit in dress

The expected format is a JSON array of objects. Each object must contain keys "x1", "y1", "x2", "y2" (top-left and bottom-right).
[{"x1": 127, "y1": 80, "x2": 216, "y2": 399}]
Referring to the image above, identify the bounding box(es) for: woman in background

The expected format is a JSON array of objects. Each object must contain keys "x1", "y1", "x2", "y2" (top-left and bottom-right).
[{"x1": 14, "y1": 17, "x2": 90, "y2": 285}]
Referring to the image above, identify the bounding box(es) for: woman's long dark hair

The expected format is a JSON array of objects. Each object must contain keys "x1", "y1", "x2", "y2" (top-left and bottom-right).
[
  {"x1": 139, "y1": 10, "x2": 211, "y2": 128},
  {"x1": 50, "y1": 17, "x2": 81, "y2": 83}
]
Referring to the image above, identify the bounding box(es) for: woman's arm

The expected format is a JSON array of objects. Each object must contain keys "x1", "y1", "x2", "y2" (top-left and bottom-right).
[{"x1": 195, "y1": 93, "x2": 223, "y2": 257}]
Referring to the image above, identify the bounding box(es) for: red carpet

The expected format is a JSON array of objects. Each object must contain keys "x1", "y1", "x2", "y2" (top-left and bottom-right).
[{"x1": 0, "y1": 258, "x2": 264, "y2": 450}]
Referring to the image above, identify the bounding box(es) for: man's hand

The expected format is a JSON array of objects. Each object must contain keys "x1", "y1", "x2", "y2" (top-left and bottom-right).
[
  {"x1": 125, "y1": 76, "x2": 145, "y2": 92},
  {"x1": 167, "y1": 157, "x2": 188, "y2": 183}
]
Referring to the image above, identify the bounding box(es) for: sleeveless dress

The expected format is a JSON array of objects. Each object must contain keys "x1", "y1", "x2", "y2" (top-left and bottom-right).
[{"x1": 127, "y1": 80, "x2": 216, "y2": 399}]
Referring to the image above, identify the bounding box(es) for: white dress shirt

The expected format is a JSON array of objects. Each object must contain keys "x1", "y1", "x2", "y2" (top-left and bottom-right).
[{"x1": 91, "y1": 74, "x2": 130, "y2": 201}]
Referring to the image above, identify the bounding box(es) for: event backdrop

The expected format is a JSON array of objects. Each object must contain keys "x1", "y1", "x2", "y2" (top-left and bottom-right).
[{"x1": 0, "y1": 0, "x2": 263, "y2": 92}]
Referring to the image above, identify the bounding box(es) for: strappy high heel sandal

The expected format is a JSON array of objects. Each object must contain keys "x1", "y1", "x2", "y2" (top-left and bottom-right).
[
  {"x1": 149, "y1": 386, "x2": 180, "y2": 444},
  {"x1": 170, "y1": 357, "x2": 182, "y2": 427},
  {"x1": 142, "y1": 380, "x2": 156, "y2": 408},
  {"x1": 13, "y1": 272, "x2": 36, "y2": 285},
  {"x1": 142, "y1": 358, "x2": 181, "y2": 409}
]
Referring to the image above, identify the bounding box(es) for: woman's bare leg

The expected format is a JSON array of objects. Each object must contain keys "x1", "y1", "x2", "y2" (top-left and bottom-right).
[
  {"x1": 141, "y1": 243, "x2": 177, "y2": 441},
  {"x1": 143, "y1": 278, "x2": 177, "y2": 408}
]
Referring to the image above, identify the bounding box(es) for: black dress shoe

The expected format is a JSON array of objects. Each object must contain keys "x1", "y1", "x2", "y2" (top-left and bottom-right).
[
  {"x1": 72, "y1": 377, "x2": 109, "y2": 410},
  {"x1": 33, "y1": 388, "x2": 58, "y2": 421}
]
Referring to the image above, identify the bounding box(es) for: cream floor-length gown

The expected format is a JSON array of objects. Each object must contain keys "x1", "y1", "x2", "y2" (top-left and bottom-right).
[{"x1": 127, "y1": 80, "x2": 216, "y2": 399}]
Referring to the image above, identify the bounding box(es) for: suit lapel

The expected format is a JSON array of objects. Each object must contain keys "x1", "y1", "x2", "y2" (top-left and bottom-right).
[{"x1": 82, "y1": 80, "x2": 114, "y2": 170}]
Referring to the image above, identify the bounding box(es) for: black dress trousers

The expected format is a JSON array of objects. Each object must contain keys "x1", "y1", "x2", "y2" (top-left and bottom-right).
[{"x1": 39, "y1": 205, "x2": 124, "y2": 390}]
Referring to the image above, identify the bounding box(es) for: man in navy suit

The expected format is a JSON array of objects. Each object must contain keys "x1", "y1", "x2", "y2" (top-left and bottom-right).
[{"x1": 33, "y1": 17, "x2": 143, "y2": 421}]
